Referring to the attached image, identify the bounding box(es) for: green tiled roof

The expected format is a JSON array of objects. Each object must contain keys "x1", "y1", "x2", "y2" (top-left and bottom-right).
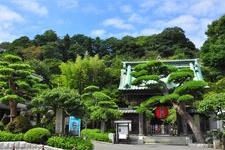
[{"x1": 118, "y1": 59, "x2": 203, "y2": 90}]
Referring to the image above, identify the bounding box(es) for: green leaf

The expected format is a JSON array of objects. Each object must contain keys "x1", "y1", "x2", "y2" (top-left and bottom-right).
[
  {"x1": 9, "y1": 63, "x2": 30, "y2": 70},
  {"x1": 0, "y1": 95, "x2": 24, "y2": 103},
  {"x1": 177, "y1": 94, "x2": 194, "y2": 102},
  {"x1": 168, "y1": 70, "x2": 194, "y2": 83},
  {"x1": 174, "y1": 80, "x2": 208, "y2": 95},
  {"x1": 84, "y1": 85, "x2": 99, "y2": 92},
  {"x1": 0, "y1": 68, "x2": 14, "y2": 75},
  {"x1": 130, "y1": 70, "x2": 148, "y2": 78},
  {"x1": 4, "y1": 54, "x2": 22, "y2": 62},
  {"x1": 131, "y1": 75, "x2": 159, "y2": 85},
  {"x1": 160, "y1": 93, "x2": 179, "y2": 103}
]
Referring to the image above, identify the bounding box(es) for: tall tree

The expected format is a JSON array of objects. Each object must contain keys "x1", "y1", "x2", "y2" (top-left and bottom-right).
[
  {"x1": 201, "y1": 15, "x2": 225, "y2": 81},
  {"x1": 82, "y1": 85, "x2": 121, "y2": 132},
  {"x1": 131, "y1": 60, "x2": 207, "y2": 143},
  {"x1": 33, "y1": 30, "x2": 58, "y2": 46},
  {"x1": 31, "y1": 88, "x2": 84, "y2": 134},
  {"x1": 59, "y1": 55, "x2": 106, "y2": 93},
  {"x1": 0, "y1": 54, "x2": 46, "y2": 120}
]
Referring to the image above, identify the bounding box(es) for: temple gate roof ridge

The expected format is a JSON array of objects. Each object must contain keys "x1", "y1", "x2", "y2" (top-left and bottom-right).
[{"x1": 119, "y1": 58, "x2": 203, "y2": 91}]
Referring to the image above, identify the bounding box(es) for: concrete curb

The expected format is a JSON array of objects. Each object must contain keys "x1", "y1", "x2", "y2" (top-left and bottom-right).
[{"x1": 0, "y1": 141, "x2": 63, "y2": 150}]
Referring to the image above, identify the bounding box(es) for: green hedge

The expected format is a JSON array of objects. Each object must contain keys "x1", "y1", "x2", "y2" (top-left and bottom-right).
[
  {"x1": 81, "y1": 129, "x2": 111, "y2": 142},
  {"x1": 47, "y1": 136, "x2": 93, "y2": 150},
  {"x1": 23, "y1": 127, "x2": 51, "y2": 144},
  {"x1": 0, "y1": 131, "x2": 24, "y2": 141}
]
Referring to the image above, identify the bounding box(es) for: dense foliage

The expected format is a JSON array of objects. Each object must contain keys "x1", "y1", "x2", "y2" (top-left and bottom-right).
[
  {"x1": 23, "y1": 127, "x2": 51, "y2": 144},
  {"x1": 201, "y1": 15, "x2": 225, "y2": 81},
  {"x1": 0, "y1": 54, "x2": 47, "y2": 119},
  {"x1": 0, "y1": 131, "x2": 24, "y2": 141},
  {"x1": 82, "y1": 86, "x2": 122, "y2": 132},
  {"x1": 47, "y1": 136, "x2": 93, "y2": 150},
  {"x1": 81, "y1": 128, "x2": 111, "y2": 142}
]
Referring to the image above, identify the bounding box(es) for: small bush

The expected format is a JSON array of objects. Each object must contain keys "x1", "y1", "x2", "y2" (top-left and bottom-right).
[
  {"x1": 5, "y1": 116, "x2": 31, "y2": 133},
  {"x1": 23, "y1": 127, "x2": 50, "y2": 144},
  {"x1": 81, "y1": 129, "x2": 111, "y2": 142},
  {"x1": 0, "y1": 131, "x2": 24, "y2": 141},
  {"x1": 47, "y1": 136, "x2": 93, "y2": 150}
]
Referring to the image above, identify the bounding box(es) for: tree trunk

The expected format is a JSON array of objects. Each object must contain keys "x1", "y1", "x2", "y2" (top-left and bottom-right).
[
  {"x1": 139, "y1": 113, "x2": 144, "y2": 135},
  {"x1": 9, "y1": 101, "x2": 17, "y2": 122},
  {"x1": 55, "y1": 108, "x2": 64, "y2": 135},
  {"x1": 100, "y1": 121, "x2": 106, "y2": 133},
  {"x1": 173, "y1": 103, "x2": 204, "y2": 143}
]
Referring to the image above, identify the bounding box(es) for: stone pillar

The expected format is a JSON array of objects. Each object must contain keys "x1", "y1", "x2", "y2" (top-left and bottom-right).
[
  {"x1": 138, "y1": 113, "x2": 144, "y2": 144},
  {"x1": 55, "y1": 108, "x2": 64, "y2": 135}
]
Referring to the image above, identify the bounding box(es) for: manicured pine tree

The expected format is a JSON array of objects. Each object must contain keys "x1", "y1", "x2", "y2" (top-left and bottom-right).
[{"x1": 0, "y1": 54, "x2": 46, "y2": 121}]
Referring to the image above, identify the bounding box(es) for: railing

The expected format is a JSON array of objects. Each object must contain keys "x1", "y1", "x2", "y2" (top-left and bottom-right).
[{"x1": 148, "y1": 124, "x2": 178, "y2": 135}]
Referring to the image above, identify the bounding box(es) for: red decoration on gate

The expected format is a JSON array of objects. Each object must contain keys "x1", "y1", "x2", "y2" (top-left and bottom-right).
[{"x1": 155, "y1": 106, "x2": 169, "y2": 119}]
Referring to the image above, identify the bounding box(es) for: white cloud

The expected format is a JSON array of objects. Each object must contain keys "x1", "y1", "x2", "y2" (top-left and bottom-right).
[
  {"x1": 166, "y1": 15, "x2": 198, "y2": 33},
  {"x1": 188, "y1": 0, "x2": 214, "y2": 17},
  {"x1": 81, "y1": 5, "x2": 102, "y2": 14},
  {"x1": 57, "y1": 0, "x2": 79, "y2": 10},
  {"x1": 102, "y1": 18, "x2": 134, "y2": 30},
  {"x1": 140, "y1": 28, "x2": 162, "y2": 36},
  {"x1": 139, "y1": 0, "x2": 159, "y2": 12},
  {"x1": 155, "y1": 1, "x2": 185, "y2": 16},
  {"x1": 0, "y1": 5, "x2": 24, "y2": 22},
  {"x1": 11, "y1": 0, "x2": 48, "y2": 16},
  {"x1": 120, "y1": 5, "x2": 132, "y2": 13},
  {"x1": 91, "y1": 29, "x2": 106, "y2": 37},
  {"x1": 128, "y1": 13, "x2": 147, "y2": 24},
  {"x1": 0, "y1": 5, "x2": 24, "y2": 42}
]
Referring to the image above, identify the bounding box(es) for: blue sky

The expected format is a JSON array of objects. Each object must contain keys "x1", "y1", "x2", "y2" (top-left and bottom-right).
[{"x1": 1, "y1": 0, "x2": 225, "y2": 48}]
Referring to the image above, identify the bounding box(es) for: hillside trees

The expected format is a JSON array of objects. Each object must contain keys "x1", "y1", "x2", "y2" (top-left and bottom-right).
[
  {"x1": 139, "y1": 27, "x2": 197, "y2": 59},
  {"x1": 0, "y1": 54, "x2": 47, "y2": 121},
  {"x1": 201, "y1": 15, "x2": 225, "y2": 81},
  {"x1": 131, "y1": 60, "x2": 207, "y2": 143}
]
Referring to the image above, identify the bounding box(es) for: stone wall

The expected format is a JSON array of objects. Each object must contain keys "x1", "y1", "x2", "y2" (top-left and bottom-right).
[{"x1": 0, "y1": 141, "x2": 63, "y2": 150}]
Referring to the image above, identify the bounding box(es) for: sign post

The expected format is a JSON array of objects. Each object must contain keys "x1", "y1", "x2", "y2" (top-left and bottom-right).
[{"x1": 69, "y1": 116, "x2": 81, "y2": 136}]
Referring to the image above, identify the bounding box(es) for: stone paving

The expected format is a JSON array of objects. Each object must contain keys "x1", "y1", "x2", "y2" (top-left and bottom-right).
[{"x1": 93, "y1": 141, "x2": 215, "y2": 150}]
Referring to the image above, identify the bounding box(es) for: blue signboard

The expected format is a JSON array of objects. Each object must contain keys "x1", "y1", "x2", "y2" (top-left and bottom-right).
[{"x1": 69, "y1": 116, "x2": 81, "y2": 136}]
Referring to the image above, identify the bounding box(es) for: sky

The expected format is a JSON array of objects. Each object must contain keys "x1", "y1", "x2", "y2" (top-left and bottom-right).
[{"x1": 1, "y1": 0, "x2": 225, "y2": 48}]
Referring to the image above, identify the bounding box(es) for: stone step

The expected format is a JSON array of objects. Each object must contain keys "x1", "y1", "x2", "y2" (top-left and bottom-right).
[{"x1": 143, "y1": 136, "x2": 192, "y2": 145}]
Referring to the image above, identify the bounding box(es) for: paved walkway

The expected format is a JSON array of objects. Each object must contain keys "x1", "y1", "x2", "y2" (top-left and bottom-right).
[{"x1": 93, "y1": 141, "x2": 214, "y2": 150}]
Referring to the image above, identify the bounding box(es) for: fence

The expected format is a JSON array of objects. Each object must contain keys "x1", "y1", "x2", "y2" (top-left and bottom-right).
[{"x1": 148, "y1": 124, "x2": 178, "y2": 135}]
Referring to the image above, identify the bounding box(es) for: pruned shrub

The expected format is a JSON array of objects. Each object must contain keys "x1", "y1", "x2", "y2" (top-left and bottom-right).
[
  {"x1": 47, "y1": 136, "x2": 93, "y2": 150},
  {"x1": 0, "y1": 131, "x2": 24, "y2": 141},
  {"x1": 23, "y1": 127, "x2": 50, "y2": 144},
  {"x1": 81, "y1": 128, "x2": 111, "y2": 142},
  {"x1": 5, "y1": 116, "x2": 31, "y2": 133}
]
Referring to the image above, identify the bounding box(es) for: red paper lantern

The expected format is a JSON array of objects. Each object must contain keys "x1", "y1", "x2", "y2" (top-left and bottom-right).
[{"x1": 155, "y1": 106, "x2": 169, "y2": 119}]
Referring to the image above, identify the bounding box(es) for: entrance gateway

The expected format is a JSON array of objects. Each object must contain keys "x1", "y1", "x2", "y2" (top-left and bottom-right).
[{"x1": 118, "y1": 59, "x2": 209, "y2": 138}]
